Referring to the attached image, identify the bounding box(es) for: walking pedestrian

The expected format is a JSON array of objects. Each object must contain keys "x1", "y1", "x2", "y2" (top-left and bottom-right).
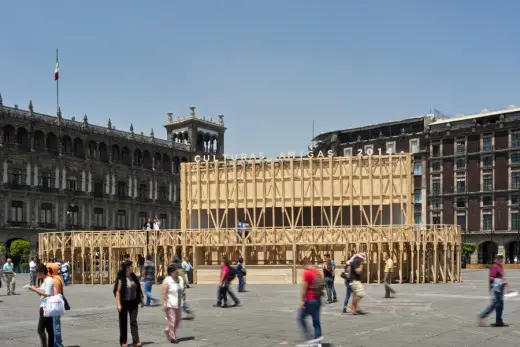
[
  {"x1": 3, "y1": 258, "x2": 16, "y2": 295},
  {"x1": 114, "y1": 260, "x2": 144, "y2": 347},
  {"x1": 181, "y1": 257, "x2": 192, "y2": 288},
  {"x1": 29, "y1": 263, "x2": 55, "y2": 347},
  {"x1": 297, "y1": 258, "x2": 324, "y2": 342},
  {"x1": 479, "y1": 254, "x2": 508, "y2": 327},
  {"x1": 47, "y1": 263, "x2": 65, "y2": 347},
  {"x1": 236, "y1": 256, "x2": 246, "y2": 292},
  {"x1": 341, "y1": 262, "x2": 352, "y2": 314},
  {"x1": 143, "y1": 255, "x2": 159, "y2": 306},
  {"x1": 29, "y1": 257, "x2": 37, "y2": 286},
  {"x1": 213, "y1": 258, "x2": 240, "y2": 308},
  {"x1": 323, "y1": 254, "x2": 337, "y2": 303},
  {"x1": 162, "y1": 264, "x2": 186, "y2": 343},
  {"x1": 61, "y1": 261, "x2": 70, "y2": 286},
  {"x1": 384, "y1": 252, "x2": 396, "y2": 298},
  {"x1": 348, "y1": 252, "x2": 366, "y2": 315}
]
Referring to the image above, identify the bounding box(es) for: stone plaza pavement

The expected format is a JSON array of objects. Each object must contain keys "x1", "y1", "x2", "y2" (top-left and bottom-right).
[{"x1": 1, "y1": 270, "x2": 520, "y2": 346}]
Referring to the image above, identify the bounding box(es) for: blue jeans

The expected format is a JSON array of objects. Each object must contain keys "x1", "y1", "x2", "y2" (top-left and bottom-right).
[
  {"x1": 298, "y1": 299, "x2": 322, "y2": 340},
  {"x1": 144, "y1": 280, "x2": 158, "y2": 306},
  {"x1": 52, "y1": 316, "x2": 64, "y2": 347},
  {"x1": 344, "y1": 282, "x2": 352, "y2": 307},
  {"x1": 238, "y1": 274, "x2": 245, "y2": 292},
  {"x1": 481, "y1": 286, "x2": 504, "y2": 323},
  {"x1": 62, "y1": 272, "x2": 69, "y2": 286},
  {"x1": 325, "y1": 277, "x2": 336, "y2": 301}
]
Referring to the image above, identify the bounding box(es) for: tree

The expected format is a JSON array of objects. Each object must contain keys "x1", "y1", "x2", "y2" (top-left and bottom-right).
[
  {"x1": 9, "y1": 239, "x2": 31, "y2": 259},
  {"x1": 461, "y1": 242, "x2": 477, "y2": 260}
]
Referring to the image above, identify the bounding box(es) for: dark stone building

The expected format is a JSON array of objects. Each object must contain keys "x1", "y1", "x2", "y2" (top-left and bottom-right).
[
  {"x1": 314, "y1": 106, "x2": 520, "y2": 264},
  {"x1": 0, "y1": 94, "x2": 226, "y2": 258}
]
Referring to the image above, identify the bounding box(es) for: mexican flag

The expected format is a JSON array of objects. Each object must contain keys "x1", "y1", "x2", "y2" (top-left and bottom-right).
[{"x1": 54, "y1": 53, "x2": 59, "y2": 81}]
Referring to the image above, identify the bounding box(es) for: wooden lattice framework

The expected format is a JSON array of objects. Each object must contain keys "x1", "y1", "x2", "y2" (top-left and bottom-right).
[{"x1": 38, "y1": 154, "x2": 462, "y2": 284}]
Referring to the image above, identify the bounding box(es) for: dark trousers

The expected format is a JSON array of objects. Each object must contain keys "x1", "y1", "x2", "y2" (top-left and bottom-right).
[
  {"x1": 384, "y1": 272, "x2": 396, "y2": 298},
  {"x1": 217, "y1": 284, "x2": 239, "y2": 305},
  {"x1": 325, "y1": 276, "x2": 336, "y2": 301},
  {"x1": 298, "y1": 299, "x2": 322, "y2": 340},
  {"x1": 30, "y1": 271, "x2": 37, "y2": 286},
  {"x1": 38, "y1": 307, "x2": 54, "y2": 347},
  {"x1": 119, "y1": 301, "x2": 140, "y2": 345}
]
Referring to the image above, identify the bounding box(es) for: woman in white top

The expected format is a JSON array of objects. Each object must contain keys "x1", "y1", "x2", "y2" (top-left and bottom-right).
[
  {"x1": 162, "y1": 264, "x2": 185, "y2": 343},
  {"x1": 29, "y1": 263, "x2": 55, "y2": 347}
]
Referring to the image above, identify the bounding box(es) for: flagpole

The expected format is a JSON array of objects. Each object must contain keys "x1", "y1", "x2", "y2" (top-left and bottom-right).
[{"x1": 56, "y1": 48, "x2": 59, "y2": 113}]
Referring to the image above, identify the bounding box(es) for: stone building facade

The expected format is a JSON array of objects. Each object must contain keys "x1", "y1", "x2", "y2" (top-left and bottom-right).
[{"x1": 0, "y1": 94, "x2": 226, "y2": 255}]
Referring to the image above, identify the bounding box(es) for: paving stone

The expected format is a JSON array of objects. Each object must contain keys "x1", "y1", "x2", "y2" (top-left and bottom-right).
[{"x1": 1, "y1": 270, "x2": 520, "y2": 346}]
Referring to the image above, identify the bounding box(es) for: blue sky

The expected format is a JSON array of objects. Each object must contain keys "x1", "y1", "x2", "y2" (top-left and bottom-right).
[{"x1": 1, "y1": 1, "x2": 519, "y2": 157}]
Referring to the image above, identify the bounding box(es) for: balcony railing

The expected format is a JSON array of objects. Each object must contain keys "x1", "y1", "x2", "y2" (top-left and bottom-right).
[{"x1": 7, "y1": 221, "x2": 28, "y2": 227}]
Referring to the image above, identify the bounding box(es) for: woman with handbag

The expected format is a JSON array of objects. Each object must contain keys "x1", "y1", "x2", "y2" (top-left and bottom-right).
[
  {"x1": 162, "y1": 264, "x2": 186, "y2": 343},
  {"x1": 47, "y1": 263, "x2": 65, "y2": 347},
  {"x1": 29, "y1": 263, "x2": 55, "y2": 347},
  {"x1": 114, "y1": 260, "x2": 144, "y2": 347}
]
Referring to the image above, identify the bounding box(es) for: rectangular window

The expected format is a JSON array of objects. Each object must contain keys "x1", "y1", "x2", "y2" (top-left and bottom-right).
[
  {"x1": 414, "y1": 190, "x2": 421, "y2": 204},
  {"x1": 483, "y1": 214, "x2": 493, "y2": 231},
  {"x1": 456, "y1": 198, "x2": 466, "y2": 208},
  {"x1": 512, "y1": 213, "x2": 520, "y2": 230},
  {"x1": 158, "y1": 187, "x2": 169, "y2": 201},
  {"x1": 40, "y1": 203, "x2": 53, "y2": 223},
  {"x1": 94, "y1": 208, "x2": 103, "y2": 226},
  {"x1": 456, "y1": 177, "x2": 466, "y2": 193},
  {"x1": 431, "y1": 161, "x2": 441, "y2": 172},
  {"x1": 482, "y1": 195, "x2": 493, "y2": 207},
  {"x1": 432, "y1": 216, "x2": 441, "y2": 225},
  {"x1": 93, "y1": 181, "x2": 104, "y2": 197},
  {"x1": 139, "y1": 212, "x2": 147, "y2": 227},
  {"x1": 343, "y1": 147, "x2": 353, "y2": 156},
  {"x1": 66, "y1": 177, "x2": 78, "y2": 191},
  {"x1": 512, "y1": 131, "x2": 520, "y2": 148},
  {"x1": 432, "y1": 199, "x2": 441, "y2": 209},
  {"x1": 385, "y1": 142, "x2": 396, "y2": 155},
  {"x1": 431, "y1": 144, "x2": 440, "y2": 157},
  {"x1": 512, "y1": 152, "x2": 520, "y2": 164},
  {"x1": 482, "y1": 135, "x2": 493, "y2": 152},
  {"x1": 67, "y1": 205, "x2": 79, "y2": 227},
  {"x1": 457, "y1": 215, "x2": 467, "y2": 232},
  {"x1": 414, "y1": 162, "x2": 422, "y2": 176},
  {"x1": 117, "y1": 181, "x2": 126, "y2": 197},
  {"x1": 364, "y1": 144, "x2": 374, "y2": 155},
  {"x1": 482, "y1": 156, "x2": 493, "y2": 168},
  {"x1": 117, "y1": 210, "x2": 126, "y2": 229},
  {"x1": 160, "y1": 213, "x2": 167, "y2": 229},
  {"x1": 8, "y1": 169, "x2": 24, "y2": 185},
  {"x1": 432, "y1": 178, "x2": 441, "y2": 195},
  {"x1": 410, "y1": 139, "x2": 420, "y2": 154},
  {"x1": 138, "y1": 184, "x2": 147, "y2": 199},
  {"x1": 511, "y1": 172, "x2": 520, "y2": 190},
  {"x1": 414, "y1": 212, "x2": 422, "y2": 224},
  {"x1": 39, "y1": 171, "x2": 54, "y2": 188},
  {"x1": 10, "y1": 201, "x2": 24, "y2": 221},
  {"x1": 455, "y1": 158, "x2": 466, "y2": 170},
  {"x1": 512, "y1": 194, "x2": 519, "y2": 205},
  {"x1": 483, "y1": 174, "x2": 493, "y2": 191},
  {"x1": 455, "y1": 139, "x2": 466, "y2": 154}
]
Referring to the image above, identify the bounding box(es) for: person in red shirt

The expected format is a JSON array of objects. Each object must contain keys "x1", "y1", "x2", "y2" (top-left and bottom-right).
[
  {"x1": 479, "y1": 254, "x2": 508, "y2": 327},
  {"x1": 213, "y1": 258, "x2": 240, "y2": 308},
  {"x1": 297, "y1": 258, "x2": 322, "y2": 341}
]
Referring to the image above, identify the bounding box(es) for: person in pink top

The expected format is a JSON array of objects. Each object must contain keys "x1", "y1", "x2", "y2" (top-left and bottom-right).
[
  {"x1": 212, "y1": 258, "x2": 240, "y2": 308},
  {"x1": 479, "y1": 254, "x2": 508, "y2": 327}
]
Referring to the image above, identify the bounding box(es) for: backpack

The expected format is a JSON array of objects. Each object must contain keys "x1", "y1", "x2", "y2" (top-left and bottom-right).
[
  {"x1": 228, "y1": 266, "x2": 238, "y2": 282},
  {"x1": 310, "y1": 270, "x2": 325, "y2": 297}
]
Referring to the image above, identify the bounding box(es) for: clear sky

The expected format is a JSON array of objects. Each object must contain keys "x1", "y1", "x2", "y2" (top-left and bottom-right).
[{"x1": 1, "y1": 1, "x2": 519, "y2": 157}]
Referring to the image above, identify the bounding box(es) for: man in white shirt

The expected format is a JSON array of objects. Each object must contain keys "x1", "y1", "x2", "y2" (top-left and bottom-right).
[
  {"x1": 29, "y1": 258, "x2": 37, "y2": 286},
  {"x1": 3, "y1": 258, "x2": 15, "y2": 295}
]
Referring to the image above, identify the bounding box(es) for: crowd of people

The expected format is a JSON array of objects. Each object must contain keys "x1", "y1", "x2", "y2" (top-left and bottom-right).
[{"x1": 1, "y1": 249, "x2": 513, "y2": 346}]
